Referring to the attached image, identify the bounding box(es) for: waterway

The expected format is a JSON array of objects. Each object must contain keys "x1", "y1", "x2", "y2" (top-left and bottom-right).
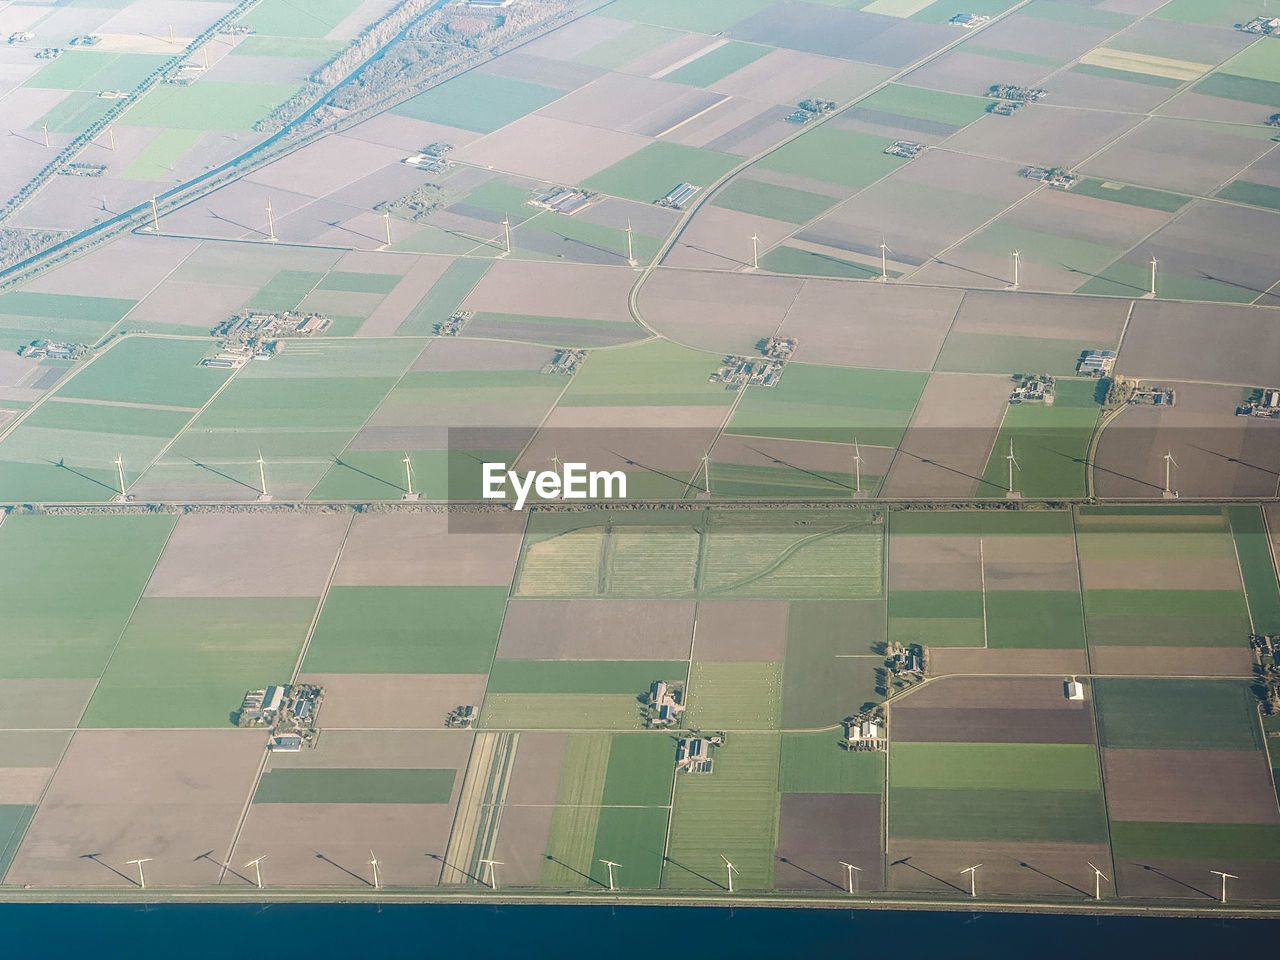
[{"x1": 3, "y1": 904, "x2": 1273, "y2": 958}]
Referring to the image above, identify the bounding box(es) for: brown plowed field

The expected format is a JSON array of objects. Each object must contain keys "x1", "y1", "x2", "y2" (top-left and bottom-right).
[
  {"x1": 498, "y1": 600, "x2": 695, "y2": 660},
  {"x1": 694, "y1": 600, "x2": 790, "y2": 661},
  {"x1": 1103, "y1": 748, "x2": 1280, "y2": 824},
  {"x1": 777, "y1": 792, "x2": 883, "y2": 891}
]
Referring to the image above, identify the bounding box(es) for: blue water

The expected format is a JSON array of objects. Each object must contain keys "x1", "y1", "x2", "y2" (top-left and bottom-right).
[{"x1": 3, "y1": 904, "x2": 1273, "y2": 958}]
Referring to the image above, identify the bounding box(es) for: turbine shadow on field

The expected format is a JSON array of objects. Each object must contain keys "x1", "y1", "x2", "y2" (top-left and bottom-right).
[
  {"x1": 205, "y1": 209, "x2": 260, "y2": 237},
  {"x1": 1045, "y1": 446, "x2": 1160, "y2": 491},
  {"x1": 604, "y1": 449, "x2": 691, "y2": 492},
  {"x1": 333, "y1": 456, "x2": 405, "y2": 494},
  {"x1": 663, "y1": 855, "x2": 725, "y2": 890},
  {"x1": 894, "y1": 447, "x2": 996, "y2": 491},
  {"x1": 1019, "y1": 860, "x2": 1091, "y2": 898},
  {"x1": 1190, "y1": 444, "x2": 1279, "y2": 478},
  {"x1": 1137, "y1": 863, "x2": 1215, "y2": 900},
  {"x1": 545, "y1": 854, "x2": 606, "y2": 887},
  {"x1": 195, "y1": 850, "x2": 253, "y2": 885},
  {"x1": 427, "y1": 852, "x2": 482, "y2": 884},
  {"x1": 184, "y1": 456, "x2": 261, "y2": 492},
  {"x1": 325, "y1": 218, "x2": 382, "y2": 247},
  {"x1": 777, "y1": 856, "x2": 842, "y2": 890},
  {"x1": 80, "y1": 853, "x2": 138, "y2": 885},
  {"x1": 930, "y1": 258, "x2": 1009, "y2": 286},
  {"x1": 1064, "y1": 264, "x2": 1147, "y2": 295},
  {"x1": 744, "y1": 445, "x2": 854, "y2": 492},
  {"x1": 315, "y1": 852, "x2": 373, "y2": 886},
  {"x1": 890, "y1": 857, "x2": 967, "y2": 894},
  {"x1": 50, "y1": 459, "x2": 118, "y2": 494},
  {"x1": 1199, "y1": 272, "x2": 1269, "y2": 297}
]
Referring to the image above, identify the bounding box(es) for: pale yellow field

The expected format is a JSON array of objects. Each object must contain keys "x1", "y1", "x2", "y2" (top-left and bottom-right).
[{"x1": 1079, "y1": 48, "x2": 1211, "y2": 82}]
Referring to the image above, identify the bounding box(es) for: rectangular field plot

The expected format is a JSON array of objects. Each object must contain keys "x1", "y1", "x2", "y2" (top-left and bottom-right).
[
  {"x1": 1111, "y1": 820, "x2": 1280, "y2": 863},
  {"x1": 777, "y1": 792, "x2": 883, "y2": 891},
  {"x1": 55, "y1": 338, "x2": 226, "y2": 408},
  {"x1": 889, "y1": 788, "x2": 1108, "y2": 843},
  {"x1": 1229, "y1": 505, "x2": 1280, "y2": 634},
  {"x1": 560, "y1": 337, "x2": 732, "y2": 408},
  {"x1": 757, "y1": 127, "x2": 908, "y2": 190},
  {"x1": 663, "y1": 42, "x2": 771, "y2": 87},
  {"x1": 985, "y1": 590, "x2": 1085, "y2": 649},
  {"x1": 1083, "y1": 589, "x2": 1251, "y2": 647},
  {"x1": 606, "y1": 529, "x2": 701, "y2": 597},
  {"x1": 590, "y1": 805, "x2": 669, "y2": 888},
  {"x1": 303, "y1": 586, "x2": 506, "y2": 674},
  {"x1": 123, "y1": 81, "x2": 301, "y2": 132},
  {"x1": 890, "y1": 742, "x2": 1101, "y2": 792},
  {"x1": 888, "y1": 590, "x2": 984, "y2": 647},
  {"x1": 487, "y1": 660, "x2": 687, "y2": 694},
  {"x1": 254, "y1": 768, "x2": 455, "y2": 804},
  {"x1": 581, "y1": 142, "x2": 740, "y2": 204},
  {"x1": 711, "y1": 178, "x2": 838, "y2": 224},
  {"x1": 1094, "y1": 678, "x2": 1263, "y2": 751},
  {"x1": 778, "y1": 734, "x2": 885, "y2": 794},
  {"x1": 0, "y1": 514, "x2": 174, "y2": 678},
  {"x1": 683, "y1": 661, "x2": 782, "y2": 729},
  {"x1": 601, "y1": 733, "x2": 676, "y2": 806},
  {"x1": 979, "y1": 380, "x2": 1102, "y2": 499},
  {"x1": 935, "y1": 332, "x2": 1110, "y2": 377},
  {"x1": 480, "y1": 694, "x2": 646, "y2": 729},
  {"x1": 394, "y1": 72, "x2": 563, "y2": 134},
  {"x1": 665, "y1": 733, "x2": 780, "y2": 891},
  {"x1": 782, "y1": 600, "x2": 884, "y2": 726},
  {"x1": 80, "y1": 597, "x2": 315, "y2": 728},
  {"x1": 1103, "y1": 747, "x2": 1280, "y2": 825}
]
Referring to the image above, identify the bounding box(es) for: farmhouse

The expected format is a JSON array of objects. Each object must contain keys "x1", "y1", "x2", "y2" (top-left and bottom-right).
[
  {"x1": 676, "y1": 736, "x2": 716, "y2": 773},
  {"x1": 885, "y1": 140, "x2": 925, "y2": 159},
  {"x1": 844, "y1": 717, "x2": 885, "y2": 751},
  {"x1": 950, "y1": 13, "x2": 991, "y2": 28},
  {"x1": 1077, "y1": 350, "x2": 1116, "y2": 375},
  {"x1": 659, "y1": 183, "x2": 699, "y2": 208},
  {"x1": 646, "y1": 680, "x2": 686, "y2": 727}
]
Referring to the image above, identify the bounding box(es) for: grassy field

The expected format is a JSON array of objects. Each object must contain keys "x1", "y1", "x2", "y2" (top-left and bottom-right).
[
  {"x1": 783, "y1": 600, "x2": 885, "y2": 725},
  {"x1": 394, "y1": 72, "x2": 562, "y2": 134},
  {"x1": 665, "y1": 733, "x2": 780, "y2": 890},
  {"x1": 124, "y1": 82, "x2": 301, "y2": 131},
  {"x1": 890, "y1": 510, "x2": 1073, "y2": 536},
  {"x1": 574, "y1": 23, "x2": 682, "y2": 70},
  {"x1": 1216, "y1": 40, "x2": 1280, "y2": 84},
  {"x1": 80, "y1": 597, "x2": 315, "y2": 728},
  {"x1": 193, "y1": 376, "x2": 396, "y2": 430},
  {"x1": 711, "y1": 179, "x2": 838, "y2": 224},
  {"x1": 890, "y1": 742, "x2": 1101, "y2": 791},
  {"x1": 1218, "y1": 180, "x2": 1280, "y2": 212},
  {"x1": 516, "y1": 528, "x2": 605, "y2": 597},
  {"x1": 1110, "y1": 821, "x2": 1280, "y2": 861},
  {"x1": 0, "y1": 805, "x2": 35, "y2": 879},
  {"x1": 683, "y1": 662, "x2": 782, "y2": 729},
  {"x1": 519, "y1": 211, "x2": 662, "y2": 266},
  {"x1": 757, "y1": 127, "x2": 907, "y2": 190},
  {"x1": 979, "y1": 380, "x2": 1102, "y2": 499},
  {"x1": 542, "y1": 732, "x2": 609, "y2": 886},
  {"x1": 985, "y1": 590, "x2": 1085, "y2": 648},
  {"x1": 122, "y1": 129, "x2": 204, "y2": 180},
  {"x1": 760, "y1": 246, "x2": 889, "y2": 279},
  {"x1": 1154, "y1": 0, "x2": 1264, "y2": 26},
  {"x1": 231, "y1": 36, "x2": 347, "y2": 58},
  {"x1": 778, "y1": 734, "x2": 885, "y2": 793},
  {"x1": 664, "y1": 42, "x2": 770, "y2": 87},
  {"x1": 606, "y1": 529, "x2": 701, "y2": 597},
  {"x1": 889, "y1": 589, "x2": 985, "y2": 646},
  {"x1": 581, "y1": 142, "x2": 741, "y2": 203},
  {"x1": 1094, "y1": 678, "x2": 1263, "y2": 751},
  {"x1": 602, "y1": 733, "x2": 676, "y2": 806},
  {"x1": 246, "y1": 270, "x2": 323, "y2": 313},
  {"x1": 22, "y1": 401, "x2": 192, "y2": 438},
  {"x1": 561, "y1": 339, "x2": 730, "y2": 407},
  {"x1": 56, "y1": 338, "x2": 225, "y2": 408},
  {"x1": 238, "y1": 339, "x2": 418, "y2": 381},
  {"x1": 591, "y1": 806, "x2": 670, "y2": 888},
  {"x1": 1229, "y1": 506, "x2": 1280, "y2": 634},
  {"x1": 486, "y1": 660, "x2": 687, "y2": 694},
  {"x1": 0, "y1": 291, "x2": 134, "y2": 328},
  {"x1": 1071, "y1": 179, "x2": 1190, "y2": 213},
  {"x1": 254, "y1": 768, "x2": 455, "y2": 804},
  {"x1": 247, "y1": 0, "x2": 362, "y2": 36},
  {"x1": 1083, "y1": 589, "x2": 1251, "y2": 648},
  {"x1": 935, "y1": 333, "x2": 1110, "y2": 377},
  {"x1": 1194, "y1": 73, "x2": 1280, "y2": 107},
  {"x1": 966, "y1": 223, "x2": 1126, "y2": 281},
  {"x1": 0, "y1": 514, "x2": 174, "y2": 678},
  {"x1": 481, "y1": 693, "x2": 646, "y2": 728},
  {"x1": 1076, "y1": 262, "x2": 1260, "y2": 304},
  {"x1": 857, "y1": 83, "x2": 990, "y2": 126},
  {"x1": 890, "y1": 787, "x2": 1108, "y2": 842},
  {"x1": 706, "y1": 461, "x2": 869, "y2": 499},
  {"x1": 303, "y1": 586, "x2": 506, "y2": 673},
  {"x1": 728, "y1": 365, "x2": 927, "y2": 447}
]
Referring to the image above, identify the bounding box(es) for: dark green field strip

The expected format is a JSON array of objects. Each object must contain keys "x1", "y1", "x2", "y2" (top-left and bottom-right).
[
  {"x1": 316, "y1": 271, "x2": 400, "y2": 294},
  {"x1": 486, "y1": 660, "x2": 688, "y2": 695},
  {"x1": 303, "y1": 586, "x2": 506, "y2": 674},
  {"x1": 1094, "y1": 678, "x2": 1263, "y2": 751},
  {"x1": 889, "y1": 617, "x2": 985, "y2": 648},
  {"x1": 0, "y1": 292, "x2": 135, "y2": 326},
  {"x1": 936, "y1": 332, "x2": 1109, "y2": 377},
  {"x1": 1219, "y1": 180, "x2": 1280, "y2": 212},
  {"x1": 1228, "y1": 506, "x2": 1280, "y2": 634},
  {"x1": 601, "y1": 733, "x2": 675, "y2": 806},
  {"x1": 783, "y1": 600, "x2": 885, "y2": 726},
  {"x1": 196, "y1": 377, "x2": 397, "y2": 430},
  {"x1": 23, "y1": 401, "x2": 194, "y2": 437},
  {"x1": 891, "y1": 742, "x2": 1101, "y2": 791},
  {"x1": 1111, "y1": 821, "x2": 1280, "y2": 862},
  {"x1": 246, "y1": 270, "x2": 324, "y2": 313},
  {"x1": 889, "y1": 590, "x2": 984, "y2": 620},
  {"x1": 1085, "y1": 615, "x2": 1252, "y2": 647},
  {"x1": 592, "y1": 806, "x2": 669, "y2": 888},
  {"x1": 1072, "y1": 179, "x2": 1191, "y2": 213},
  {"x1": 254, "y1": 768, "x2": 455, "y2": 804},
  {"x1": 779, "y1": 733, "x2": 885, "y2": 793},
  {"x1": 707, "y1": 462, "x2": 870, "y2": 499},
  {"x1": 857, "y1": 83, "x2": 991, "y2": 127},
  {"x1": 663, "y1": 41, "x2": 769, "y2": 87},
  {"x1": 1071, "y1": 63, "x2": 1181, "y2": 88},
  {"x1": 1084, "y1": 589, "x2": 1249, "y2": 618},
  {"x1": 1075, "y1": 504, "x2": 1229, "y2": 534},
  {"x1": 760, "y1": 246, "x2": 889, "y2": 280},
  {"x1": 711, "y1": 179, "x2": 838, "y2": 225},
  {"x1": 56, "y1": 338, "x2": 228, "y2": 409},
  {"x1": 396, "y1": 259, "x2": 491, "y2": 336},
  {"x1": 1194, "y1": 73, "x2": 1280, "y2": 107},
  {"x1": 986, "y1": 590, "x2": 1085, "y2": 649},
  {"x1": 394, "y1": 71, "x2": 563, "y2": 133},
  {"x1": 889, "y1": 510, "x2": 1073, "y2": 536},
  {"x1": 0, "y1": 805, "x2": 35, "y2": 879},
  {"x1": 890, "y1": 788, "x2": 1108, "y2": 843}
]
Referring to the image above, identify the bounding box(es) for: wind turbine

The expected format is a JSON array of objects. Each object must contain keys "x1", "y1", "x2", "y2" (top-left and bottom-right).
[
  {"x1": 701, "y1": 451, "x2": 712, "y2": 497},
  {"x1": 478, "y1": 858, "x2": 502, "y2": 890},
  {"x1": 1087, "y1": 861, "x2": 1108, "y2": 901},
  {"x1": 149, "y1": 195, "x2": 160, "y2": 232},
  {"x1": 838, "y1": 861, "x2": 862, "y2": 894},
  {"x1": 244, "y1": 855, "x2": 266, "y2": 889},
  {"x1": 369, "y1": 850, "x2": 381, "y2": 890},
  {"x1": 1210, "y1": 869, "x2": 1238, "y2": 904},
  {"x1": 256, "y1": 449, "x2": 271, "y2": 501},
  {"x1": 126, "y1": 857, "x2": 152, "y2": 889},
  {"x1": 599, "y1": 859, "x2": 620, "y2": 892},
  {"x1": 879, "y1": 237, "x2": 891, "y2": 281},
  {"x1": 401, "y1": 453, "x2": 418, "y2": 500},
  {"x1": 750, "y1": 233, "x2": 759, "y2": 270},
  {"x1": 265, "y1": 198, "x2": 277, "y2": 242},
  {"x1": 42, "y1": 122, "x2": 49, "y2": 148},
  {"x1": 721, "y1": 854, "x2": 737, "y2": 894},
  {"x1": 1162, "y1": 450, "x2": 1178, "y2": 499},
  {"x1": 960, "y1": 863, "x2": 982, "y2": 897},
  {"x1": 1010, "y1": 249, "x2": 1021, "y2": 289},
  {"x1": 1148, "y1": 256, "x2": 1158, "y2": 298},
  {"x1": 106, "y1": 126, "x2": 116, "y2": 152},
  {"x1": 625, "y1": 219, "x2": 635, "y2": 265},
  {"x1": 502, "y1": 215, "x2": 511, "y2": 255},
  {"x1": 383, "y1": 209, "x2": 392, "y2": 248},
  {"x1": 1005, "y1": 438, "x2": 1021, "y2": 499},
  {"x1": 852, "y1": 437, "x2": 863, "y2": 496},
  {"x1": 113, "y1": 453, "x2": 127, "y2": 499}
]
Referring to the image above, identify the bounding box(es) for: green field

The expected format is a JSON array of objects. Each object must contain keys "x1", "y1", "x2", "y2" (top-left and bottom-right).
[
  {"x1": 891, "y1": 742, "x2": 1101, "y2": 791},
  {"x1": 1094, "y1": 678, "x2": 1263, "y2": 751},
  {"x1": 481, "y1": 693, "x2": 646, "y2": 729},
  {"x1": 979, "y1": 379, "x2": 1102, "y2": 499},
  {"x1": 581, "y1": 142, "x2": 741, "y2": 203},
  {"x1": 561, "y1": 339, "x2": 731, "y2": 407},
  {"x1": 395, "y1": 71, "x2": 563, "y2": 133},
  {"x1": 0, "y1": 514, "x2": 174, "y2": 677},
  {"x1": 1229, "y1": 506, "x2": 1280, "y2": 634},
  {"x1": 0, "y1": 292, "x2": 134, "y2": 328},
  {"x1": 936, "y1": 332, "x2": 1113, "y2": 377},
  {"x1": 1072, "y1": 179, "x2": 1191, "y2": 213},
  {"x1": 486, "y1": 660, "x2": 687, "y2": 694},
  {"x1": 664, "y1": 42, "x2": 770, "y2": 87},
  {"x1": 303, "y1": 586, "x2": 506, "y2": 673},
  {"x1": 684, "y1": 662, "x2": 782, "y2": 729},
  {"x1": 890, "y1": 787, "x2": 1108, "y2": 842},
  {"x1": 56, "y1": 338, "x2": 226, "y2": 408},
  {"x1": 246, "y1": 0, "x2": 362, "y2": 37},
  {"x1": 783, "y1": 600, "x2": 885, "y2": 726},
  {"x1": 604, "y1": 0, "x2": 774, "y2": 33},
  {"x1": 665, "y1": 733, "x2": 780, "y2": 890},
  {"x1": 542, "y1": 732, "x2": 610, "y2": 886},
  {"x1": 124, "y1": 81, "x2": 301, "y2": 131},
  {"x1": 574, "y1": 23, "x2": 682, "y2": 70},
  {"x1": 254, "y1": 768, "x2": 455, "y2": 804},
  {"x1": 231, "y1": 36, "x2": 347, "y2": 58},
  {"x1": 122, "y1": 129, "x2": 203, "y2": 180},
  {"x1": 591, "y1": 806, "x2": 669, "y2": 888},
  {"x1": 889, "y1": 590, "x2": 984, "y2": 646},
  {"x1": 1110, "y1": 821, "x2": 1280, "y2": 861},
  {"x1": 857, "y1": 83, "x2": 990, "y2": 126},
  {"x1": 1216, "y1": 40, "x2": 1280, "y2": 84},
  {"x1": 758, "y1": 127, "x2": 908, "y2": 190},
  {"x1": 760, "y1": 245, "x2": 888, "y2": 279},
  {"x1": 0, "y1": 805, "x2": 35, "y2": 879},
  {"x1": 890, "y1": 510, "x2": 1073, "y2": 536},
  {"x1": 779, "y1": 733, "x2": 886, "y2": 793},
  {"x1": 728, "y1": 365, "x2": 927, "y2": 446},
  {"x1": 1153, "y1": 0, "x2": 1265, "y2": 25},
  {"x1": 519, "y1": 210, "x2": 662, "y2": 267},
  {"x1": 238, "y1": 338, "x2": 418, "y2": 381},
  {"x1": 397, "y1": 260, "x2": 492, "y2": 336},
  {"x1": 711, "y1": 178, "x2": 838, "y2": 224},
  {"x1": 1076, "y1": 261, "x2": 1260, "y2": 304},
  {"x1": 985, "y1": 590, "x2": 1085, "y2": 648},
  {"x1": 246, "y1": 270, "x2": 323, "y2": 313},
  {"x1": 80, "y1": 597, "x2": 314, "y2": 728},
  {"x1": 22, "y1": 401, "x2": 192, "y2": 439},
  {"x1": 601, "y1": 733, "x2": 676, "y2": 806},
  {"x1": 1083, "y1": 588, "x2": 1252, "y2": 647},
  {"x1": 1194, "y1": 73, "x2": 1280, "y2": 107},
  {"x1": 706, "y1": 461, "x2": 869, "y2": 499},
  {"x1": 1218, "y1": 180, "x2": 1280, "y2": 212},
  {"x1": 314, "y1": 271, "x2": 400, "y2": 295},
  {"x1": 194, "y1": 376, "x2": 396, "y2": 430},
  {"x1": 966, "y1": 223, "x2": 1127, "y2": 280}
]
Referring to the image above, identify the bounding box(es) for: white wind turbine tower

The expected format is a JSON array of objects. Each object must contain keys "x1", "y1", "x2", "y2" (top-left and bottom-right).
[
  {"x1": 149, "y1": 196, "x2": 160, "y2": 232},
  {"x1": 721, "y1": 854, "x2": 737, "y2": 894},
  {"x1": 1210, "y1": 869, "x2": 1238, "y2": 904},
  {"x1": 1087, "y1": 861, "x2": 1108, "y2": 901},
  {"x1": 852, "y1": 437, "x2": 864, "y2": 497},
  {"x1": 960, "y1": 863, "x2": 982, "y2": 897},
  {"x1": 478, "y1": 858, "x2": 502, "y2": 890},
  {"x1": 369, "y1": 850, "x2": 381, "y2": 890},
  {"x1": 1148, "y1": 256, "x2": 1158, "y2": 298},
  {"x1": 1005, "y1": 438, "x2": 1021, "y2": 499},
  {"x1": 701, "y1": 451, "x2": 712, "y2": 497},
  {"x1": 502, "y1": 216, "x2": 511, "y2": 256},
  {"x1": 1162, "y1": 450, "x2": 1178, "y2": 499},
  {"x1": 879, "y1": 237, "x2": 891, "y2": 281},
  {"x1": 599, "y1": 859, "x2": 620, "y2": 892},
  {"x1": 113, "y1": 453, "x2": 127, "y2": 500},
  {"x1": 126, "y1": 857, "x2": 152, "y2": 889},
  {"x1": 838, "y1": 861, "x2": 862, "y2": 894},
  {"x1": 256, "y1": 449, "x2": 271, "y2": 501},
  {"x1": 383, "y1": 209, "x2": 392, "y2": 248},
  {"x1": 265, "y1": 198, "x2": 277, "y2": 242},
  {"x1": 625, "y1": 219, "x2": 636, "y2": 266},
  {"x1": 1009, "y1": 249, "x2": 1021, "y2": 289},
  {"x1": 750, "y1": 233, "x2": 759, "y2": 270},
  {"x1": 245, "y1": 855, "x2": 266, "y2": 889},
  {"x1": 402, "y1": 453, "x2": 418, "y2": 501}
]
